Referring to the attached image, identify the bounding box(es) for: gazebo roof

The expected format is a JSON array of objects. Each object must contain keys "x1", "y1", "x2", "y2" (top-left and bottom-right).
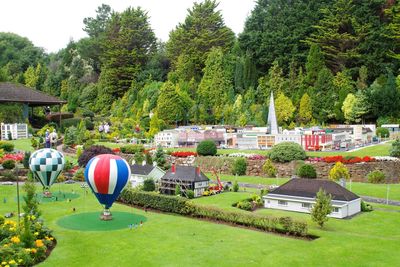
[{"x1": 0, "y1": 82, "x2": 66, "y2": 106}]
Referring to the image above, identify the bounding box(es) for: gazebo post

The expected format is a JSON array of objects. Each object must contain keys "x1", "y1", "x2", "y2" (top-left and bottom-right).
[{"x1": 59, "y1": 104, "x2": 62, "y2": 127}]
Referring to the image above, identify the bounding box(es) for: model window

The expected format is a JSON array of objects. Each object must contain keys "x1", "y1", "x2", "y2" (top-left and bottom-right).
[
  {"x1": 278, "y1": 200, "x2": 288, "y2": 206},
  {"x1": 333, "y1": 207, "x2": 339, "y2": 213},
  {"x1": 302, "y1": 203, "x2": 311, "y2": 208}
]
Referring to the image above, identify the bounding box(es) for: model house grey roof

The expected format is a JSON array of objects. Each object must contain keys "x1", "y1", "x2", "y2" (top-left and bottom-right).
[
  {"x1": 161, "y1": 165, "x2": 209, "y2": 182},
  {"x1": 0, "y1": 82, "x2": 67, "y2": 106},
  {"x1": 269, "y1": 178, "x2": 360, "y2": 202},
  {"x1": 130, "y1": 164, "x2": 155, "y2": 176}
]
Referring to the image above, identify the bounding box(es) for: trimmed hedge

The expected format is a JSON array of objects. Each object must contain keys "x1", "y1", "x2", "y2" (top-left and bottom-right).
[
  {"x1": 0, "y1": 141, "x2": 14, "y2": 152},
  {"x1": 197, "y1": 140, "x2": 217, "y2": 156},
  {"x1": 269, "y1": 142, "x2": 307, "y2": 162},
  {"x1": 119, "y1": 189, "x2": 308, "y2": 237},
  {"x1": 120, "y1": 144, "x2": 145, "y2": 154},
  {"x1": 297, "y1": 164, "x2": 317, "y2": 179}
]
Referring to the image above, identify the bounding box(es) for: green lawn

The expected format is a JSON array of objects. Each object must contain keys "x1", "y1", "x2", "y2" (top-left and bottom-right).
[
  {"x1": 1, "y1": 184, "x2": 399, "y2": 266},
  {"x1": 9, "y1": 139, "x2": 34, "y2": 152}
]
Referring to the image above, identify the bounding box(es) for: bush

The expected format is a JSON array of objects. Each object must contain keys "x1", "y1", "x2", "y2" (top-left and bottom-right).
[
  {"x1": 297, "y1": 164, "x2": 317, "y2": 179},
  {"x1": 237, "y1": 200, "x2": 253, "y2": 211},
  {"x1": 120, "y1": 144, "x2": 145, "y2": 154},
  {"x1": 262, "y1": 159, "x2": 277, "y2": 177},
  {"x1": 23, "y1": 151, "x2": 31, "y2": 169},
  {"x1": 119, "y1": 189, "x2": 309, "y2": 237},
  {"x1": 73, "y1": 168, "x2": 84, "y2": 181},
  {"x1": 361, "y1": 200, "x2": 373, "y2": 212},
  {"x1": 390, "y1": 139, "x2": 400, "y2": 157},
  {"x1": 60, "y1": 118, "x2": 82, "y2": 132},
  {"x1": 233, "y1": 180, "x2": 239, "y2": 192},
  {"x1": 186, "y1": 190, "x2": 195, "y2": 199},
  {"x1": 269, "y1": 142, "x2": 306, "y2": 162},
  {"x1": 0, "y1": 141, "x2": 14, "y2": 152},
  {"x1": 64, "y1": 126, "x2": 78, "y2": 146},
  {"x1": 196, "y1": 140, "x2": 217, "y2": 156},
  {"x1": 232, "y1": 158, "x2": 247, "y2": 176},
  {"x1": 78, "y1": 145, "x2": 114, "y2": 167},
  {"x1": 367, "y1": 170, "x2": 386, "y2": 184},
  {"x1": 2, "y1": 159, "x2": 15, "y2": 169},
  {"x1": 376, "y1": 127, "x2": 390, "y2": 138},
  {"x1": 328, "y1": 162, "x2": 350, "y2": 181},
  {"x1": 143, "y1": 178, "x2": 156, "y2": 192}
]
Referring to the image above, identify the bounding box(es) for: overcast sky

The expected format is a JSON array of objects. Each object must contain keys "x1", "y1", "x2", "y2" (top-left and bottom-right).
[{"x1": 0, "y1": 0, "x2": 256, "y2": 53}]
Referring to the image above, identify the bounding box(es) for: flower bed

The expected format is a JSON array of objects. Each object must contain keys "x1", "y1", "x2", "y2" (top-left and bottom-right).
[
  {"x1": 308, "y1": 156, "x2": 375, "y2": 164},
  {"x1": 171, "y1": 151, "x2": 197, "y2": 158},
  {"x1": 226, "y1": 153, "x2": 266, "y2": 160},
  {"x1": 0, "y1": 216, "x2": 56, "y2": 266},
  {"x1": 0, "y1": 153, "x2": 24, "y2": 164}
]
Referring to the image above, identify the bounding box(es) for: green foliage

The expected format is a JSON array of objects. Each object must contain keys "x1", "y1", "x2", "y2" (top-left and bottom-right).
[
  {"x1": 64, "y1": 126, "x2": 78, "y2": 146},
  {"x1": 186, "y1": 190, "x2": 195, "y2": 199},
  {"x1": 376, "y1": 127, "x2": 390, "y2": 138},
  {"x1": 175, "y1": 184, "x2": 181, "y2": 196},
  {"x1": 329, "y1": 162, "x2": 350, "y2": 181},
  {"x1": 270, "y1": 142, "x2": 307, "y2": 163},
  {"x1": 120, "y1": 144, "x2": 144, "y2": 154},
  {"x1": 0, "y1": 103, "x2": 24, "y2": 123},
  {"x1": 262, "y1": 159, "x2": 277, "y2": 177},
  {"x1": 298, "y1": 93, "x2": 313, "y2": 125},
  {"x1": 22, "y1": 175, "x2": 41, "y2": 217},
  {"x1": 360, "y1": 200, "x2": 373, "y2": 212},
  {"x1": 232, "y1": 158, "x2": 247, "y2": 176},
  {"x1": 0, "y1": 141, "x2": 14, "y2": 152},
  {"x1": 367, "y1": 170, "x2": 386, "y2": 184},
  {"x1": 154, "y1": 146, "x2": 168, "y2": 170},
  {"x1": 143, "y1": 178, "x2": 156, "y2": 192},
  {"x1": 196, "y1": 140, "x2": 217, "y2": 156},
  {"x1": 311, "y1": 188, "x2": 333, "y2": 228},
  {"x1": 305, "y1": 44, "x2": 325, "y2": 85},
  {"x1": 156, "y1": 81, "x2": 186, "y2": 125},
  {"x1": 23, "y1": 151, "x2": 31, "y2": 169},
  {"x1": 297, "y1": 164, "x2": 317, "y2": 179},
  {"x1": 2, "y1": 160, "x2": 15, "y2": 170},
  {"x1": 119, "y1": 189, "x2": 308, "y2": 237},
  {"x1": 236, "y1": 200, "x2": 253, "y2": 211},
  {"x1": 166, "y1": 0, "x2": 235, "y2": 81},
  {"x1": 390, "y1": 139, "x2": 400, "y2": 157},
  {"x1": 233, "y1": 180, "x2": 239, "y2": 192}
]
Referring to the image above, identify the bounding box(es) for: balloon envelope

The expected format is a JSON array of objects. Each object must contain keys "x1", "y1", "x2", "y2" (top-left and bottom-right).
[
  {"x1": 29, "y1": 148, "x2": 65, "y2": 188},
  {"x1": 84, "y1": 154, "x2": 130, "y2": 209}
]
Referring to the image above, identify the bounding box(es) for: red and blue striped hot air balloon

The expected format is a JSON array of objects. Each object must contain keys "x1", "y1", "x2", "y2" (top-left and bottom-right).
[{"x1": 84, "y1": 154, "x2": 131, "y2": 210}]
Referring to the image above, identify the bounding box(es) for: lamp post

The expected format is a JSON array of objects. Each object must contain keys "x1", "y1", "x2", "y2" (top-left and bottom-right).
[{"x1": 15, "y1": 166, "x2": 21, "y2": 225}]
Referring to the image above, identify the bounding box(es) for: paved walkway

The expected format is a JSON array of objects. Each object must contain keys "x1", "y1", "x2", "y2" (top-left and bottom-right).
[{"x1": 360, "y1": 196, "x2": 400, "y2": 206}]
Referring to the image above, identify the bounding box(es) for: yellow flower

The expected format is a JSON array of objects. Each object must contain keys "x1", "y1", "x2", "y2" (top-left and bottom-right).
[
  {"x1": 18, "y1": 259, "x2": 23, "y2": 263},
  {"x1": 1, "y1": 262, "x2": 6, "y2": 265},
  {"x1": 25, "y1": 248, "x2": 31, "y2": 253},
  {"x1": 10, "y1": 236, "x2": 20, "y2": 243},
  {"x1": 5, "y1": 265, "x2": 10, "y2": 267},
  {"x1": 9, "y1": 227, "x2": 15, "y2": 232},
  {"x1": 34, "y1": 232, "x2": 39, "y2": 236},
  {"x1": 30, "y1": 248, "x2": 37, "y2": 254},
  {"x1": 35, "y1": 239, "x2": 44, "y2": 247},
  {"x1": 8, "y1": 260, "x2": 16, "y2": 265}
]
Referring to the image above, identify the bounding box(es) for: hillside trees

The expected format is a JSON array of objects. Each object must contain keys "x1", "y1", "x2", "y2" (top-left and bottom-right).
[{"x1": 166, "y1": 0, "x2": 235, "y2": 82}]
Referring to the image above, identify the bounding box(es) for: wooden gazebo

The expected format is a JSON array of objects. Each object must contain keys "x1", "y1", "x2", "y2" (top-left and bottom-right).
[{"x1": 0, "y1": 82, "x2": 67, "y2": 124}]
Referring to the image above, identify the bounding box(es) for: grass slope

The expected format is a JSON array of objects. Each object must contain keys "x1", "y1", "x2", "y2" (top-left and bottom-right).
[{"x1": 1, "y1": 184, "x2": 400, "y2": 266}]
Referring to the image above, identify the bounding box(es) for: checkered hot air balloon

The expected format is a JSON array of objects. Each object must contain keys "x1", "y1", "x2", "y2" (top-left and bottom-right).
[
  {"x1": 29, "y1": 148, "x2": 65, "y2": 190},
  {"x1": 84, "y1": 154, "x2": 130, "y2": 211}
]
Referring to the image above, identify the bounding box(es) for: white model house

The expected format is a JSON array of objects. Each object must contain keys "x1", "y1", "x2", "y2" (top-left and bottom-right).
[
  {"x1": 130, "y1": 162, "x2": 165, "y2": 187},
  {"x1": 263, "y1": 179, "x2": 361, "y2": 219}
]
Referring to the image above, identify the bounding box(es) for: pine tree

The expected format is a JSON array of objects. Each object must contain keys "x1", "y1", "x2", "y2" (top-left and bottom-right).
[
  {"x1": 384, "y1": 1, "x2": 400, "y2": 59},
  {"x1": 305, "y1": 44, "x2": 325, "y2": 85},
  {"x1": 311, "y1": 188, "x2": 333, "y2": 228},
  {"x1": 310, "y1": 67, "x2": 335, "y2": 123},
  {"x1": 333, "y1": 70, "x2": 355, "y2": 121},
  {"x1": 156, "y1": 81, "x2": 185, "y2": 125},
  {"x1": 341, "y1": 93, "x2": 357, "y2": 123},
  {"x1": 275, "y1": 92, "x2": 296, "y2": 126},
  {"x1": 154, "y1": 146, "x2": 168, "y2": 170}
]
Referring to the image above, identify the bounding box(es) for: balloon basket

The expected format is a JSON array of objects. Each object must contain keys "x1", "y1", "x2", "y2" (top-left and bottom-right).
[
  {"x1": 100, "y1": 209, "x2": 113, "y2": 221},
  {"x1": 43, "y1": 191, "x2": 52, "y2": 198}
]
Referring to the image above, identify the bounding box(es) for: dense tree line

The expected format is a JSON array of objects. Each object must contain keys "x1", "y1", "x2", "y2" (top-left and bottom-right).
[{"x1": 1, "y1": 0, "x2": 400, "y2": 135}]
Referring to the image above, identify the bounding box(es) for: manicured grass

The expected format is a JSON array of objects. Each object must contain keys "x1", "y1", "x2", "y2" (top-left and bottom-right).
[
  {"x1": 9, "y1": 139, "x2": 34, "y2": 152},
  {"x1": 208, "y1": 173, "x2": 289, "y2": 186},
  {"x1": 1, "y1": 184, "x2": 400, "y2": 266},
  {"x1": 94, "y1": 140, "x2": 121, "y2": 149}
]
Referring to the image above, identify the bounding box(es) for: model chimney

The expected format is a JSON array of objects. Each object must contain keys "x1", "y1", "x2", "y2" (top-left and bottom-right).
[
  {"x1": 196, "y1": 166, "x2": 200, "y2": 175},
  {"x1": 171, "y1": 164, "x2": 176, "y2": 174}
]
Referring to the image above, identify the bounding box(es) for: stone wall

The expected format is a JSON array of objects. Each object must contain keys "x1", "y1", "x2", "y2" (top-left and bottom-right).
[{"x1": 168, "y1": 156, "x2": 400, "y2": 183}]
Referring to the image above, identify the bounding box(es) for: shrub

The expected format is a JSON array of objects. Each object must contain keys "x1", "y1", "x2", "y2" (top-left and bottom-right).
[
  {"x1": 262, "y1": 159, "x2": 277, "y2": 177},
  {"x1": 297, "y1": 164, "x2": 317, "y2": 179},
  {"x1": 233, "y1": 180, "x2": 239, "y2": 192},
  {"x1": 196, "y1": 140, "x2": 217, "y2": 156},
  {"x1": 23, "y1": 151, "x2": 31, "y2": 169},
  {"x1": 232, "y1": 158, "x2": 247, "y2": 176},
  {"x1": 73, "y1": 168, "x2": 84, "y2": 181},
  {"x1": 269, "y1": 142, "x2": 306, "y2": 162},
  {"x1": 175, "y1": 184, "x2": 181, "y2": 196},
  {"x1": 64, "y1": 126, "x2": 78, "y2": 146},
  {"x1": 76, "y1": 146, "x2": 83, "y2": 159},
  {"x1": 118, "y1": 189, "x2": 309, "y2": 237},
  {"x1": 237, "y1": 200, "x2": 253, "y2": 211},
  {"x1": 367, "y1": 170, "x2": 386, "y2": 184},
  {"x1": 186, "y1": 190, "x2": 195, "y2": 199},
  {"x1": 143, "y1": 178, "x2": 156, "y2": 192},
  {"x1": 2, "y1": 159, "x2": 15, "y2": 169},
  {"x1": 78, "y1": 145, "x2": 114, "y2": 167},
  {"x1": 376, "y1": 127, "x2": 390, "y2": 138},
  {"x1": 311, "y1": 189, "x2": 333, "y2": 228},
  {"x1": 60, "y1": 118, "x2": 82, "y2": 132},
  {"x1": 0, "y1": 141, "x2": 14, "y2": 152},
  {"x1": 328, "y1": 162, "x2": 350, "y2": 181},
  {"x1": 120, "y1": 144, "x2": 145, "y2": 154},
  {"x1": 390, "y1": 139, "x2": 400, "y2": 157},
  {"x1": 361, "y1": 200, "x2": 373, "y2": 212}
]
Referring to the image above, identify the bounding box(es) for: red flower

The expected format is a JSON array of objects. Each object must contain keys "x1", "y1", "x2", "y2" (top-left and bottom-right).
[{"x1": 171, "y1": 151, "x2": 197, "y2": 157}]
